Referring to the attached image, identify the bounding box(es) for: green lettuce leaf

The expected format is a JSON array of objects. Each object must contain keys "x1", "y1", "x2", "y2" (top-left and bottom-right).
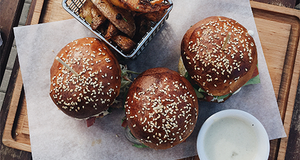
[
  {"x1": 194, "y1": 87, "x2": 204, "y2": 99},
  {"x1": 217, "y1": 93, "x2": 231, "y2": 100},
  {"x1": 244, "y1": 74, "x2": 260, "y2": 86},
  {"x1": 197, "y1": 87, "x2": 205, "y2": 93},
  {"x1": 132, "y1": 143, "x2": 149, "y2": 148}
]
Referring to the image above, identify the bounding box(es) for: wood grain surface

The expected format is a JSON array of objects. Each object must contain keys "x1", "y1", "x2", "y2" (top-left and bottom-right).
[
  {"x1": 255, "y1": 18, "x2": 291, "y2": 98},
  {"x1": 251, "y1": 2, "x2": 300, "y2": 159},
  {"x1": 252, "y1": 0, "x2": 297, "y2": 8},
  {"x1": 0, "y1": 0, "x2": 25, "y2": 85},
  {"x1": 1, "y1": 0, "x2": 300, "y2": 160}
]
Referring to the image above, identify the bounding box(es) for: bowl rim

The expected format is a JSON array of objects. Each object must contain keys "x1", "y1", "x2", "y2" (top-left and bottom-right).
[{"x1": 197, "y1": 109, "x2": 270, "y2": 160}]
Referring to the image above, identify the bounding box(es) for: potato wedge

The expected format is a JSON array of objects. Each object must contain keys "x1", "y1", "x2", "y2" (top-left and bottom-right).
[
  {"x1": 109, "y1": 0, "x2": 172, "y2": 13},
  {"x1": 143, "y1": 10, "x2": 166, "y2": 22},
  {"x1": 135, "y1": 18, "x2": 152, "y2": 40},
  {"x1": 91, "y1": 0, "x2": 136, "y2": 38},
  {"x1": 79, "y1": 0, "x2": 106, "y2": 30},
  {"x1": 111, "y1": 35, "x2": 136, "y2": 53},
  {"x1": 105, "y1": 22, "x2": 119, "y2": 39}
]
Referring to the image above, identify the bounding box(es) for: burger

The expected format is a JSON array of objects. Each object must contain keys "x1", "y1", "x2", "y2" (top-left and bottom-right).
[
  {"x1": 124, "y1": 67, "x2": 198, "y2": 149},
  {"x1": 180, "y1": 16, "x2": 260, "y2": 103},
  {"x1": 49, "y1": 37, "x2": 121, "y2": 127}
]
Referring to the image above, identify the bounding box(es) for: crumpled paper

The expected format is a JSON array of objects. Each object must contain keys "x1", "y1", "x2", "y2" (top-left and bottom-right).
[{"x1": 14, "y1": 0, "x2": 286, "y2": 159}]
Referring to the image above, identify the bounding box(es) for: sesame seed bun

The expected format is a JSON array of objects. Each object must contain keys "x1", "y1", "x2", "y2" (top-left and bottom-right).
[
  {"x1": 50, "y1": 37, "x2": 121, "y2": 119},
  {"x1": 181, "y1": 16, "x2": 258, "y2": 98},
  {"x1": 125, "y1": 67, "x2": 198, "y2": 149}
]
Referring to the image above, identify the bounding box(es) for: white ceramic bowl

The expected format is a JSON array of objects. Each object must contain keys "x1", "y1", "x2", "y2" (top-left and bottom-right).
[{"x1": 197, "y1": 109, "x2": 270, "y2": 160}]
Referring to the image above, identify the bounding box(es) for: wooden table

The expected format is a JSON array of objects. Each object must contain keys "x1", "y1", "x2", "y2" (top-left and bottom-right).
[
  {"x1": 0, "y1": 0, "x2": 25, "y2": 88},
  {"x1": 1, "y1": 0, "x2": 300, "y2": 160}
]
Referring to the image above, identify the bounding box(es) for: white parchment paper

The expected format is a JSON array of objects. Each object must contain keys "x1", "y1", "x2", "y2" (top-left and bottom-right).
[{"x1": 14, "y1": 0, "x2": 286, "y2": 159}]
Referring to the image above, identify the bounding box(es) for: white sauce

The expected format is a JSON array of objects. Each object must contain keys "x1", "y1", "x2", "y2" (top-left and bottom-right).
[{"x1": 204, "y1": 117, "x2": 259, "y2": 160}]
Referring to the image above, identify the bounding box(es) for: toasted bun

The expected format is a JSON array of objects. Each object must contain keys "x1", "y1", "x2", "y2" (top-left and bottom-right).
[
  {"x1": 181, "y1": 16, "x2": 257, "y2": 97},
  {"x1": 50, "y1": 37, "x2": 121, "y2": 119},
  {"x1": 125, "y1": 68, "x2": 198, "y2": 149}
]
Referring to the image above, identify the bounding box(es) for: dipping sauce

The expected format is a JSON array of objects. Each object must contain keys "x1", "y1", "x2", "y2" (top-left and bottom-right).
[
  {"x1": 197, "y1": 110, "x2": 269, "y2": 160},
  {"x1": 204, "y1": 117, "x2": 259, "y2": 160}
]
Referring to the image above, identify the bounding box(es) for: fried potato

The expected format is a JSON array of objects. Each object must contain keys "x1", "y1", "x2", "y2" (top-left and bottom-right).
[
  {"x1": 143, "y1": 10, "x2": 166, "y2": 22},
  {"x1": 136, "y1": 18, "x2": 152, "y2": 40},
  {"x1": 91, "y1": 0, "x2": 136, "y2": 38},
  {"x1": 111, "y1": 35, "x2": 136, "y2": 53},
  {"x1": 105, "y1": 22, "x2": 119, "y2": 39},
  {"x1": 109, "y1": 0, "x2": 172, "y2": 13},
  {"x1": 79, "y1": 0, "x2": 107, "y2": 30}
]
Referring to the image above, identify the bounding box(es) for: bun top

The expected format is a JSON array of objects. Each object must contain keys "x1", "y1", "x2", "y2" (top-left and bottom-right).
[
  {"x1": 125, "y1": 67, "x2": 198, "y2": 149},
  {"x1": 181, "y1": 16, "x2": 257, "y2": 96},
  {"x1": 50, "y1": 37, "x2": 121, "y2": 119}
]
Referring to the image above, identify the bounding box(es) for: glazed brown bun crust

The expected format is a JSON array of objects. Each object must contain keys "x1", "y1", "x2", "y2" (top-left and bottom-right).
[
  {"x1": 125, "y1": 68, "x2": 198, "y2": 149},
  {"x1": 181, "y1": 16, "x2": 257, "y2": 96},
  {"x1": 50, "y1": 37, "x2": 121, "y2": 119}
]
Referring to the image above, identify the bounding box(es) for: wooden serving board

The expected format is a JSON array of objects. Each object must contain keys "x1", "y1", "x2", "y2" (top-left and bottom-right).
[{"x1": 2, "y1": 1, "x2": 300, "y2": 159}]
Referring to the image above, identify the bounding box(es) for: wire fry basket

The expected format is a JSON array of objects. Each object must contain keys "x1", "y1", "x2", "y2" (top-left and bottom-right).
[{"x1": 62, "y1": 0, "x2": 173, "y2": 59}]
